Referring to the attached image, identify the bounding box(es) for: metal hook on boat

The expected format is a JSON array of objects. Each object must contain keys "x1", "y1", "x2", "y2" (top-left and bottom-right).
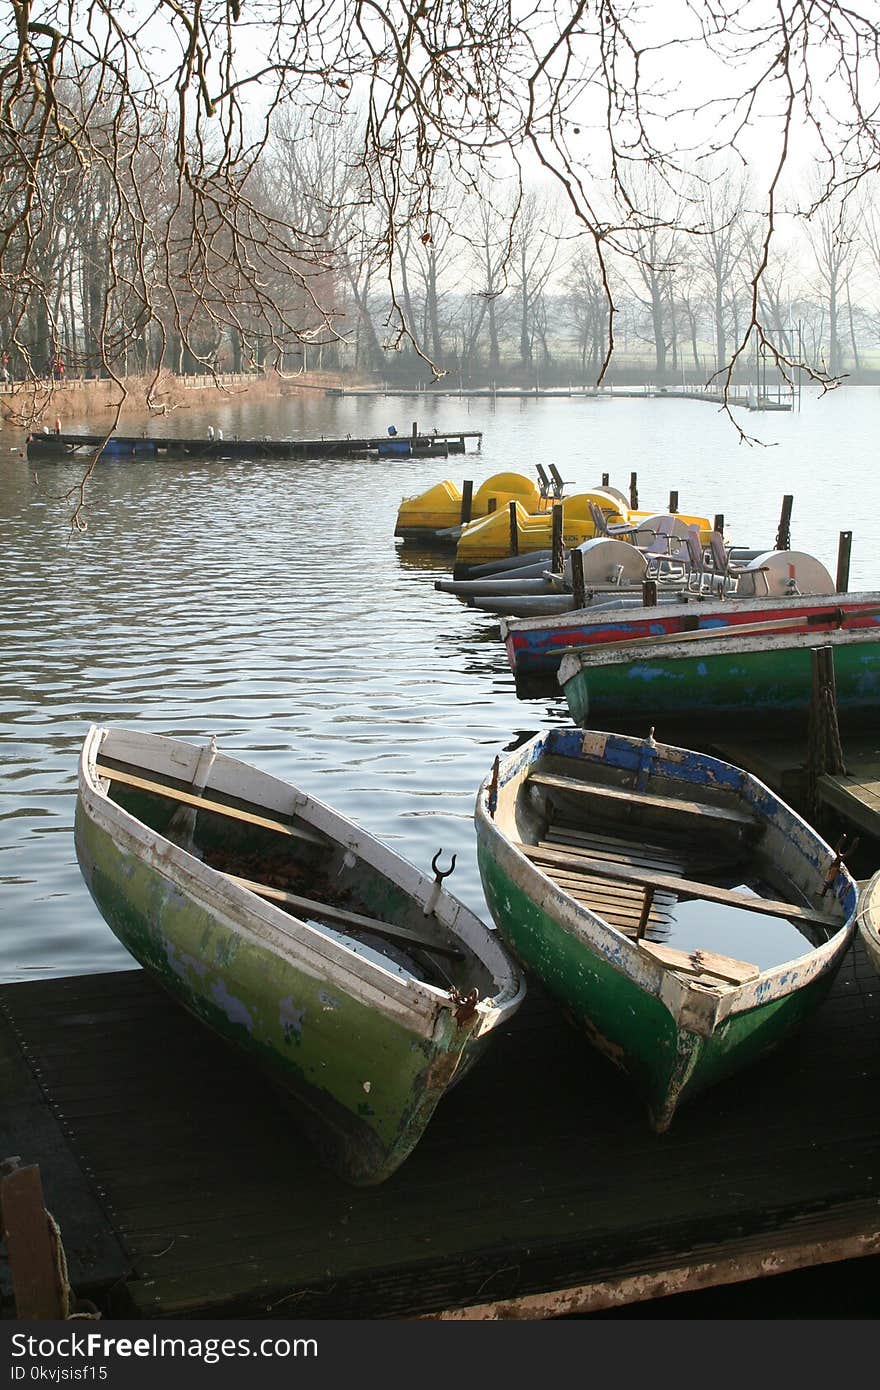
[
  {"x1": 431, "y1": 849, "x2": 456, "y2": 883},
  {"x1": 821, "y1": 834, "x2": 860, "y2": 897},
  {"x1": 423, "y1": 850, "x2": 456, "y2": 915},
  {"x1": 451, "y1": 986, "x2": 479, "y2": 1026}
]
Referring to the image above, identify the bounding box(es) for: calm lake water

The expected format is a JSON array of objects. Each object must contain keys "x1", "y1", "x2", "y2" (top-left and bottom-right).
[{"x1": 2, "y1": 384, "x2": 880, "y2": 983}]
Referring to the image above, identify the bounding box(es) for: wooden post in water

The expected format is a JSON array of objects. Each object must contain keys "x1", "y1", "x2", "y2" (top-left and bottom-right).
[
  {"x1": 601, "y1": 472, "x2": 610, "y2": 487},
  {"x1": 571, "y1": 547, "x2": 586, "y2": 610},
  {"x1": 460, "y1": 480, "x2": 473, "y2": 525},
  {"x1": 775, "y1": 494, "x2": 794, "y2": 551},
  {"x1": 714, "y1": 514, "x2": 725, "y2": 537},
  {"x1": 630, "y1": 472, "x2": 639, "y2": 509},
  {"x1": 642, "y1": 579, "x2": 658, "y2": 607},
  {"x1": 509, "y1": 500, "x2": 519, "y2": 555},
  {"x1": 411, "y1": 421, "x2": 418, "y2": 443},
  {"x1": 669, "y1": 490, "x2": 679, "y2": 514},
  {"x1": 836, "y1": 531, "x2": 852, "y2": 593},
  {"x1": 551, "y1": 504, "x2": 564, "y2": 575}
]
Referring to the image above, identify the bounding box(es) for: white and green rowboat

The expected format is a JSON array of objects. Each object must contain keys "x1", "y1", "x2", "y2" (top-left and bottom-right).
[
  {"x1": 856, "y1": 871, "x2": 880, "y2": 979},
  {"x1": 76, "y1": 726, "x2": 524, "y2": 1185},
  {"x1": 474, "y1": 726, "x2": 857, "y2": 1132}
]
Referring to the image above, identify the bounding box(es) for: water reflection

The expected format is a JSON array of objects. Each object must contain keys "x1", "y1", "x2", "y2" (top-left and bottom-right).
[{"x1": 2, "y1": 386, "x2": 880, "y2": 981}]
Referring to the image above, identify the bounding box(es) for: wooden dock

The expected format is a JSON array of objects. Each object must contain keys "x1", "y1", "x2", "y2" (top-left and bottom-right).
[
  {"x1": 329, "y1": 385, "x2": 792, "y2": 412},
  {"x1": 25, "y1": 427, "x2": 482, "y2": 463},
  {"x1": 1, "y1": 949, "x2": 878, "y2": 1320},
  {"x1": 710, "y1": 734, "x2": 880, "y2": 846}
]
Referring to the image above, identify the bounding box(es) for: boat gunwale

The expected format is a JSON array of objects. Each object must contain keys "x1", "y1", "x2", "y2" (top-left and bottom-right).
[
  {"x1": 475, "y1": 728, "x2": 856, "y2": 1031},
  {"x1": 502, "y1": 589, "x2": 880, "y2": 642},
  {"x1": 79, "y1": 726, "x2": 524, "y2": 1037},
  {"x1": 557, "y1": 622, "x2": 880, "y2": 686}
]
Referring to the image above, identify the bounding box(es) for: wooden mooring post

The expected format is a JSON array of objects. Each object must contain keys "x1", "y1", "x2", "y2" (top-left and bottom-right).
[
  {"x1": 642, "y1": 579, "x2": 658, "y2": 607},
  {"x1": 668, "y1": 490, "x2": 679, "y2": 514},
  {"x1": 551, "y1": 504, "x2": 564, "y2": 575},
  {"x1": 836, "y1": 531, "x2": 852, "y2": 593},
  {"x1": 460, "y1": 480, "x2": 473, "y2": 525},
  {"x1": 806, "y1": 644, "x2": 847, "y2": 820},
  {"x1": 776, "y1": 494, "x2": 794, "y2": 551},
  {"x1": 509, "y1": 500, "x2": 519, "y2": 555},
  {"x1": 629, "y1": 472, "x2": 639, "y2": 510},
  {"x1": 1, "y1": 1161, "x2": 71, "y2": 1319},
  {"x1": 571, "y1": 547, "x2": 586, "y2": 609}
]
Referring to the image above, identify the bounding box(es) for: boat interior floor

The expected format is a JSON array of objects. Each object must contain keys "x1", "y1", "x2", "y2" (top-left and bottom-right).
[
  {"x1": 97, "y1": 762, "x2": 466, "y2": 991},
  {"x1": 536, "y1": 815, "x2": 761, "y2": 945}
]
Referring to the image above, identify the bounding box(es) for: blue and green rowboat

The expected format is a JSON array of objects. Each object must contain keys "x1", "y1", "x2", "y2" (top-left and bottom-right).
[
  {"x1": 76, "y1": 726, "x2": 524, "y2": 1185},
  {"x1": 474, "y1": 727, "x2": 856, "y2": 1131},
  {"x1": 557, "y1": 625, "x2": 880, "y2": 727}
]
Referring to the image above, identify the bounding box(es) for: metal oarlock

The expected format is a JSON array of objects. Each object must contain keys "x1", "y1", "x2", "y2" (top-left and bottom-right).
[{"x1": 423, "y1": 849, "x2": 456, "y2": 915}]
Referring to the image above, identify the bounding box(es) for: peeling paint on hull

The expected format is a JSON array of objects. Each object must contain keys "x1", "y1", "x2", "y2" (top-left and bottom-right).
[
  {"x1": 74, "y1": 727, "x2": 524, "y2": 1186},
  {"x1": 559, "y1": 629, "x2": 880, "y2": 725},
  {"x1": 504, "y1": 593, "x2": 880, "y2": 678},
  {"x1": 475, "y1": 727, "x2": 856, "y2": 1130}
]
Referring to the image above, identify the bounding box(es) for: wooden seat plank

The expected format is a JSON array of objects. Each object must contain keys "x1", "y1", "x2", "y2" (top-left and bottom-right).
[
  {"x1": 516, "y1": 841, "x2": 842, "y2": 929},
  {"x1": 529, "y1": 770, "x2": 758, "y2": 828},
  {"x1": 638, "y1": 939, "x2": 760, "y2": 983},
  {"x1": 541, "y1": 833, "x2": 687, "y2": 874},
  {"x1": 95, "y1": 763, "x2": 327, "y2": 846}
]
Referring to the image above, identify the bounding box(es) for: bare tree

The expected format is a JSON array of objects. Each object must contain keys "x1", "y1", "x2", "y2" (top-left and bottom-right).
[
  {"x1": 803, "y1": 187, "x2": 862, "y2": 377},
  {"x1": 4, "y1": 0, "x2": 880, "y2": 411}
]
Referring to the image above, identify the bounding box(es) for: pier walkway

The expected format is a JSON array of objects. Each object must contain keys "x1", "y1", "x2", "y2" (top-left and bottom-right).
[
  {"x1": 25, "y1": 427, "x2": 482, "y2": 464},
  {"x1": 1, "y1": 947, "x2": 877, "y2": 1320}
]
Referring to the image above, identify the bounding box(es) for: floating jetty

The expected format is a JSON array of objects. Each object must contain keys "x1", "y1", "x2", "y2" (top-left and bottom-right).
[
  {"x1": 1, "y1": 949, "x2": 877, "y2": 1318},
  {"x1": 25, "y1": 425, "x2": 482, "y2": 463}
]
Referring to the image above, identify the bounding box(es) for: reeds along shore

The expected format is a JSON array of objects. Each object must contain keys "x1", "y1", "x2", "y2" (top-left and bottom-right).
[{"x1": 0, "y1": 368, "x2": 349, "y2": 424}]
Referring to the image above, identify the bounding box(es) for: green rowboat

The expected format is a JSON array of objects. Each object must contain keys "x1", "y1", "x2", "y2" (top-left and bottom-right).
[
  {"x1": 557, "y1": 626, "x2": 880, "y2": 727},
  {"x1": 76, "y1": 726, "x2": 524, "y2": 1185},
  {"x1": 474, "y1": 727, "x2": 856, "y2": 1132}
]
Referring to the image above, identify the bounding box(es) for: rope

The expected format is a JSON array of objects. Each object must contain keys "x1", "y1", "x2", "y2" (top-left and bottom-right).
[{"x1": 44, "y1": 1208, "x2": 102, "y2": 1320}]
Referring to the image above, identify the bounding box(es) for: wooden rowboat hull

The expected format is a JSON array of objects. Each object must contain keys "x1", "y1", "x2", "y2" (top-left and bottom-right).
[
  {"x1": 475, "y1": 727, "x2": 856, "y2": 1131},
  {"x1": 558, "y1": 628, "x2": 880, "y2": 727},
  {"x1": 503, "y1": 592, "x2": 880, "y2": 678},
  {"x1": 76, "y1": 727, "x2": 523, "y2": 1185}
]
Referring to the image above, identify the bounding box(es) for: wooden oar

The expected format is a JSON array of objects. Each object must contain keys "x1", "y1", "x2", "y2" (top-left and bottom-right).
[
  {"x1": 225, "y1": 874, "x2": 465, "y2": 959},
  {"x1": 562, "y1": 604, "x2": 880, "y2": 657}
]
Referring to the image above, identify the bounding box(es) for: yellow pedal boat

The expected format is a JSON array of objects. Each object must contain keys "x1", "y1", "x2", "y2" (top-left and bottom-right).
[
  {"x1": 395, "y1": 471, "x2": 556, "y2": 543},
  {"x1": 454, "y1": 492, "x2": 713, "y2": 568}
]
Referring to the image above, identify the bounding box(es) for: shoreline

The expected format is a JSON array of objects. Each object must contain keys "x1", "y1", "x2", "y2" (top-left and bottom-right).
[{"x1": 0, "y1": 367, "x2": 348, "y2": 427}]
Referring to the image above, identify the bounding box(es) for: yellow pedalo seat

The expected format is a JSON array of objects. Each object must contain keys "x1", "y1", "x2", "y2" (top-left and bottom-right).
[{"x1": 454, "y1": 490, "x2": 712, "y2": 567}]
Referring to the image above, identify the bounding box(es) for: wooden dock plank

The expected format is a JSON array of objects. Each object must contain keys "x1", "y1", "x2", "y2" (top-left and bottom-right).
[
  {"x1": 1, "y1": 944, "x2": 878, "y2": 1319},
  {"x1": 711, "y1": 734, "x2": 880, "y2": 845},
  {"x1": 0, "y1": 994, "x2": 133, "y2": 1308}
]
